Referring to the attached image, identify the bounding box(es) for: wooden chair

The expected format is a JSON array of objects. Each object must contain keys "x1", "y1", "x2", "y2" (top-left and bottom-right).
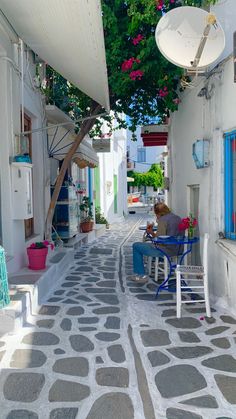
[{"x1": 176, "y1": 233, "x2": 211, "y2": 318}]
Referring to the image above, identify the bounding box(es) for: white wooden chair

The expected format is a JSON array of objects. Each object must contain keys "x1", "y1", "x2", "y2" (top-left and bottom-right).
[{"x1": 176, "y1": 233, "x2": 211, "y2": 318}]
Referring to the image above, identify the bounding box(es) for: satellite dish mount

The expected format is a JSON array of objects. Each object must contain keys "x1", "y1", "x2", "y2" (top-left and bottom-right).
[{"x1": 155, "y1": 6, "x2": 225, "y2": 75}]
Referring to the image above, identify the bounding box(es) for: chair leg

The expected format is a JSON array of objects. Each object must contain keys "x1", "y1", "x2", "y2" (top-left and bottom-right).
[
  {"x1": 204, "y1": 274, "x2": 211, "y2": 317},
  {"x1": 154, "y1": 258, "x2": 159, "y2": 282},
  {"x1": 147, "y1": 257, "x2": 152, "y2": 275},
  {"x1": 164, "y1": 258, "x2": 168, "y2": 278},
  {"x1": 176, "y1": 271, "x2": 181, "y2": 318}
]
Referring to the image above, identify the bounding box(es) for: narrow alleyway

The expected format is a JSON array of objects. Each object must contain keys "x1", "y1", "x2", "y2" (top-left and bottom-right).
[{"x1": 0, "y1": 216, "x2": 236, "y2": 419}]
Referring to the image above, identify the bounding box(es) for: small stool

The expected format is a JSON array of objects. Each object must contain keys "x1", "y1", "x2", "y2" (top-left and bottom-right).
[{"x1": 148, "y1": 256, "x2": 178, "y2": 282}]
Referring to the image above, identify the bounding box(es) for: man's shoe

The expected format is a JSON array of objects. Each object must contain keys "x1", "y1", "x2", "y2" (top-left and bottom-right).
[{"x1": 129, "y1": 275, "x2": 148, "y2": 284}]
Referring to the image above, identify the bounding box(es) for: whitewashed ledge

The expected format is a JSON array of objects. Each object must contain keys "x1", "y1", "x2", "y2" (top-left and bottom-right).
[{"x1": 217, "y1": 238, "x2": 236, "y2": 259}]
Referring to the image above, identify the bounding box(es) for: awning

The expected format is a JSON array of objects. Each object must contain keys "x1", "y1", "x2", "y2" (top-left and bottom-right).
[
  {"x1": 46, "y1": 106, "x2": 99, "y2": 168},
  {"x1": 141, "y1": 133, "x2": 168, "y2": 147},
  {"x1": 141, "y1": 124, "x2": 168, "y2": 147},
  {"x1": 0, "y1": 0, "x2": 110, "y2": 111}
]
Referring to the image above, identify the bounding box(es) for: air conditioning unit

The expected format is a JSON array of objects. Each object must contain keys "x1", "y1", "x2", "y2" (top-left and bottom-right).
[
  {"x1": 192, "y1": 139, "x2": 210, "y2": 169},
  {"x1": 11, "y1": 162, "x2": 33, "y2": 219}
]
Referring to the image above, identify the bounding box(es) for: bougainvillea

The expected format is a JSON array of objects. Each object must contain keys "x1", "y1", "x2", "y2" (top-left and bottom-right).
[{"x1": 44, "y1": 0, "x2": 219, "y2": 237}]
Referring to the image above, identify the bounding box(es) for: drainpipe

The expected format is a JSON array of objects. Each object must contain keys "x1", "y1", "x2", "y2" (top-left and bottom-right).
[{"x1": 20, "y1": 39, "x2": 24, "y2": 134}]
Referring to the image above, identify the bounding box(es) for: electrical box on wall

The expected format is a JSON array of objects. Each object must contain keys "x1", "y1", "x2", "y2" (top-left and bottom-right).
[
  {"x1": 192, "y1": 139, "x2": 210, "y2": 169},
  {"x1": 11, "y1": 162, "x2": 33, "y2": 219}
]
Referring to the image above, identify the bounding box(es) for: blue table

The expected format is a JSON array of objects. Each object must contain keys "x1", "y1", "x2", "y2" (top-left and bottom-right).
[{"x1": 148, "y1": 235, "x2": 199, "y2": 298}]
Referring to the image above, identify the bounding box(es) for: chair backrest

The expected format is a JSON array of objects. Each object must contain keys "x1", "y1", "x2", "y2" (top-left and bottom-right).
[{"x1": 202, "y1": 233, "x2": 209, "y2": 273}]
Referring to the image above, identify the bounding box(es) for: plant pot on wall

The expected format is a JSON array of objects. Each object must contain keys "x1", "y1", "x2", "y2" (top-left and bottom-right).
[
  {"x1": 27, "y1": 247, "x2": 48, "y2": 270},
  {"x1": 80, "y1": 221, "x2": 93, "y2": 233}
]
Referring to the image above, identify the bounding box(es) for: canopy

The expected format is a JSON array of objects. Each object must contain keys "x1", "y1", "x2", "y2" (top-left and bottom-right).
[
  {"x1": 0, "y1": 0, "x2": 110, "y2": 110},
  {"x1": 46, "y1": 105, "x2": 99, "y2": 168},
  {"x1": 47, "y1": 128, "x2": 99, "y2": 168}
]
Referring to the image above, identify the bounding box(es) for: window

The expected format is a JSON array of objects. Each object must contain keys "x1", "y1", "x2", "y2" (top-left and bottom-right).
[
  {"x1": 137, "y1": 147, "x2": 146, "y2": 163},
  {"x1": 224, "y1": 131, "x2": 236, "y2": 239}
]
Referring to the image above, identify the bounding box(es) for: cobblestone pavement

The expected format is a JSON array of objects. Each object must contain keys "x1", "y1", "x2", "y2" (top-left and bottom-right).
[{"x1": 1, "y1": 216, "x2": 236, "y2": 419}]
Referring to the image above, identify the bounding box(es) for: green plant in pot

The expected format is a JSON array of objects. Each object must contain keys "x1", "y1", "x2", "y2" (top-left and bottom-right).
[
  {"x1": 79, "y1": 196, "x2": 94, "y2": 233},
  {"x1": 95, "y1": 207, "x2": 109, "y2": 229}
]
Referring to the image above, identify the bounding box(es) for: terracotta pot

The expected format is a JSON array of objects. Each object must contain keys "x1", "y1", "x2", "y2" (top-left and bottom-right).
[
  {"x1": 80, "y1": 221, "x2": 93, "y2": 233},
  {"x1": 27, "y1": 247, "x2": 48, "y2": 270}
]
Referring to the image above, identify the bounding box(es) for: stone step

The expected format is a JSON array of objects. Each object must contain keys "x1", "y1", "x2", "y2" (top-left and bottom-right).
[{"x1": 0, "y1": 248, "x2": 73, "y2": 336}]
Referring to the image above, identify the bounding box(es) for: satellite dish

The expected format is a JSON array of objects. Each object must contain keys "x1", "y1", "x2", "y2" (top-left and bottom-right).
[{"x1": 155, "y1": 6, "x2": 225, "y2": 70}]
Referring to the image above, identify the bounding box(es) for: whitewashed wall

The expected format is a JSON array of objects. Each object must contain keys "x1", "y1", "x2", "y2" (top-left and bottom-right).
[
  {"x1": 0, "y1": 16, "x2": 48, "y2": 273},
  {"x1": 168, "y1": 1, "x2": 236, "y2": 311},
  {"x1": 98, "y1": 119, "x2": 127, "y2": 223}
]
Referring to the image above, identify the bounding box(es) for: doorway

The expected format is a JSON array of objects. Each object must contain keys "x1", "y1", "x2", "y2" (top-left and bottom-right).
[
  {"x1": 188, "y1": 184, "x2": 201, "y2": 265},
  {"x1": 21, "y1": 113, "x2": 34, "y2": 239}
]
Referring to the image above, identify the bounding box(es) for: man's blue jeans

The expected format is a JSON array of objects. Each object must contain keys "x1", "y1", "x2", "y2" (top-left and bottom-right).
[{"x1": 132, "y1": 242, "x2": 164, "y2": 275}]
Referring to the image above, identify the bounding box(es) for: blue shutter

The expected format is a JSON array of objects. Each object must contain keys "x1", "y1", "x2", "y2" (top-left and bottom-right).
[{"x1": 224, "y1": 131, "x2": 236, "y2": 239}]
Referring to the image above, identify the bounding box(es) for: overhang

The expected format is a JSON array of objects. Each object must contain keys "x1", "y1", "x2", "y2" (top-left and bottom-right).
[
  {"x1": 141, "y1": 124, "x2": 168, "y2": 147},
  {"x1": 92, "y1": 137, "x2": 111, "y2": 153},
  {"x1": 0, "y1": 0, "x2": 110, "y2": 111}
]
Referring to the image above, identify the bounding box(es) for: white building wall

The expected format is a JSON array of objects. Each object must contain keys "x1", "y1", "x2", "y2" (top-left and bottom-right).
[
  {"x1": 168, "y1": 0, "x2": 236, "y2": 312},
  {"x1": 0, "y1": 17, "x2": 48, "y2": 273},
  {"x1": 98, "y1": 119, "x2": 127, "y2": 223}
]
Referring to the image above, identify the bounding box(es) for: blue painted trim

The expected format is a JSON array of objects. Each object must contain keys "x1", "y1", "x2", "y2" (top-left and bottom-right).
[
  {"x1": 224, "y1": 129, "x2": 236, "y2": 137},
  {"x1": 224, "y1": 133, "x2": 235, "y2": 239}
]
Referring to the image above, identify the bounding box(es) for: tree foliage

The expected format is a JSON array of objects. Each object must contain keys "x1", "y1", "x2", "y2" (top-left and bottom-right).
[
  {"x1": 128, "y1": 163, "x2": 163, "y2": 188},
  {"x1": 43, "y1": 0, "x2": 218, "y2": 135}
]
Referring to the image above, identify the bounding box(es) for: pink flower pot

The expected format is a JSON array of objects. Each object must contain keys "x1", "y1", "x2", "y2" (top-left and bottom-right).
[{"x1": 27, "y1": 247, "x2": 48, "y2": 270}]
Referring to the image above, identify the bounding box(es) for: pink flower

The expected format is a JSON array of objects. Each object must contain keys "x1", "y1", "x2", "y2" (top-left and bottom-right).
[
  {"x1": 121, "y1": 57, "x2": 141, "y2": 72},
  {"x1": 121, "y1": 59, "x2": 134, "y2": 72},
  {"x1": 30, "y1": 243, "x2": 37, "y2": 249},
  {"x1": 132, "y1": 34, "x2": 144, "y2": 45},
  {"x1": 178, "y1": 215, "x2": 197, "y2": 231},
  {"x1": 173, "y1": 98, "x2": 181, "y2": 105},
  {"x1": 158, "y1": 87, "x2": 169, "y2": 98},
  {"x1": 129, "y1": 70, "x2": 144, "y2": 80},
  {"x1": 156, "y1": 0, "x2": 164, "y2": 10}
]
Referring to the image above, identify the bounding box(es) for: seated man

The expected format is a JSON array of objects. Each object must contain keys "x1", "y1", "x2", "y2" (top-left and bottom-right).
[{"x1": 131, "y1": 203, "x2": 183, "y2": 283}]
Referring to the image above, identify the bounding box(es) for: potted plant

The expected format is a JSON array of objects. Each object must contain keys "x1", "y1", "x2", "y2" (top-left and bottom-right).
[
  {"x1": 27, "y1": 240, "x2": 54, "y2": 270},
  {"x1": 95, "y1": 207, "x2": 109, "y2": 229},
  {"x1": 79, "y1": 196, "x2": 94, "y2": 233}
]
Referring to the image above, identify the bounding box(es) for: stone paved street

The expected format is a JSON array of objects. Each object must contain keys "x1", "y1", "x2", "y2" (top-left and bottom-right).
[{"x1": 1, "y1": 216, "x2": 236, "y2": 418}]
